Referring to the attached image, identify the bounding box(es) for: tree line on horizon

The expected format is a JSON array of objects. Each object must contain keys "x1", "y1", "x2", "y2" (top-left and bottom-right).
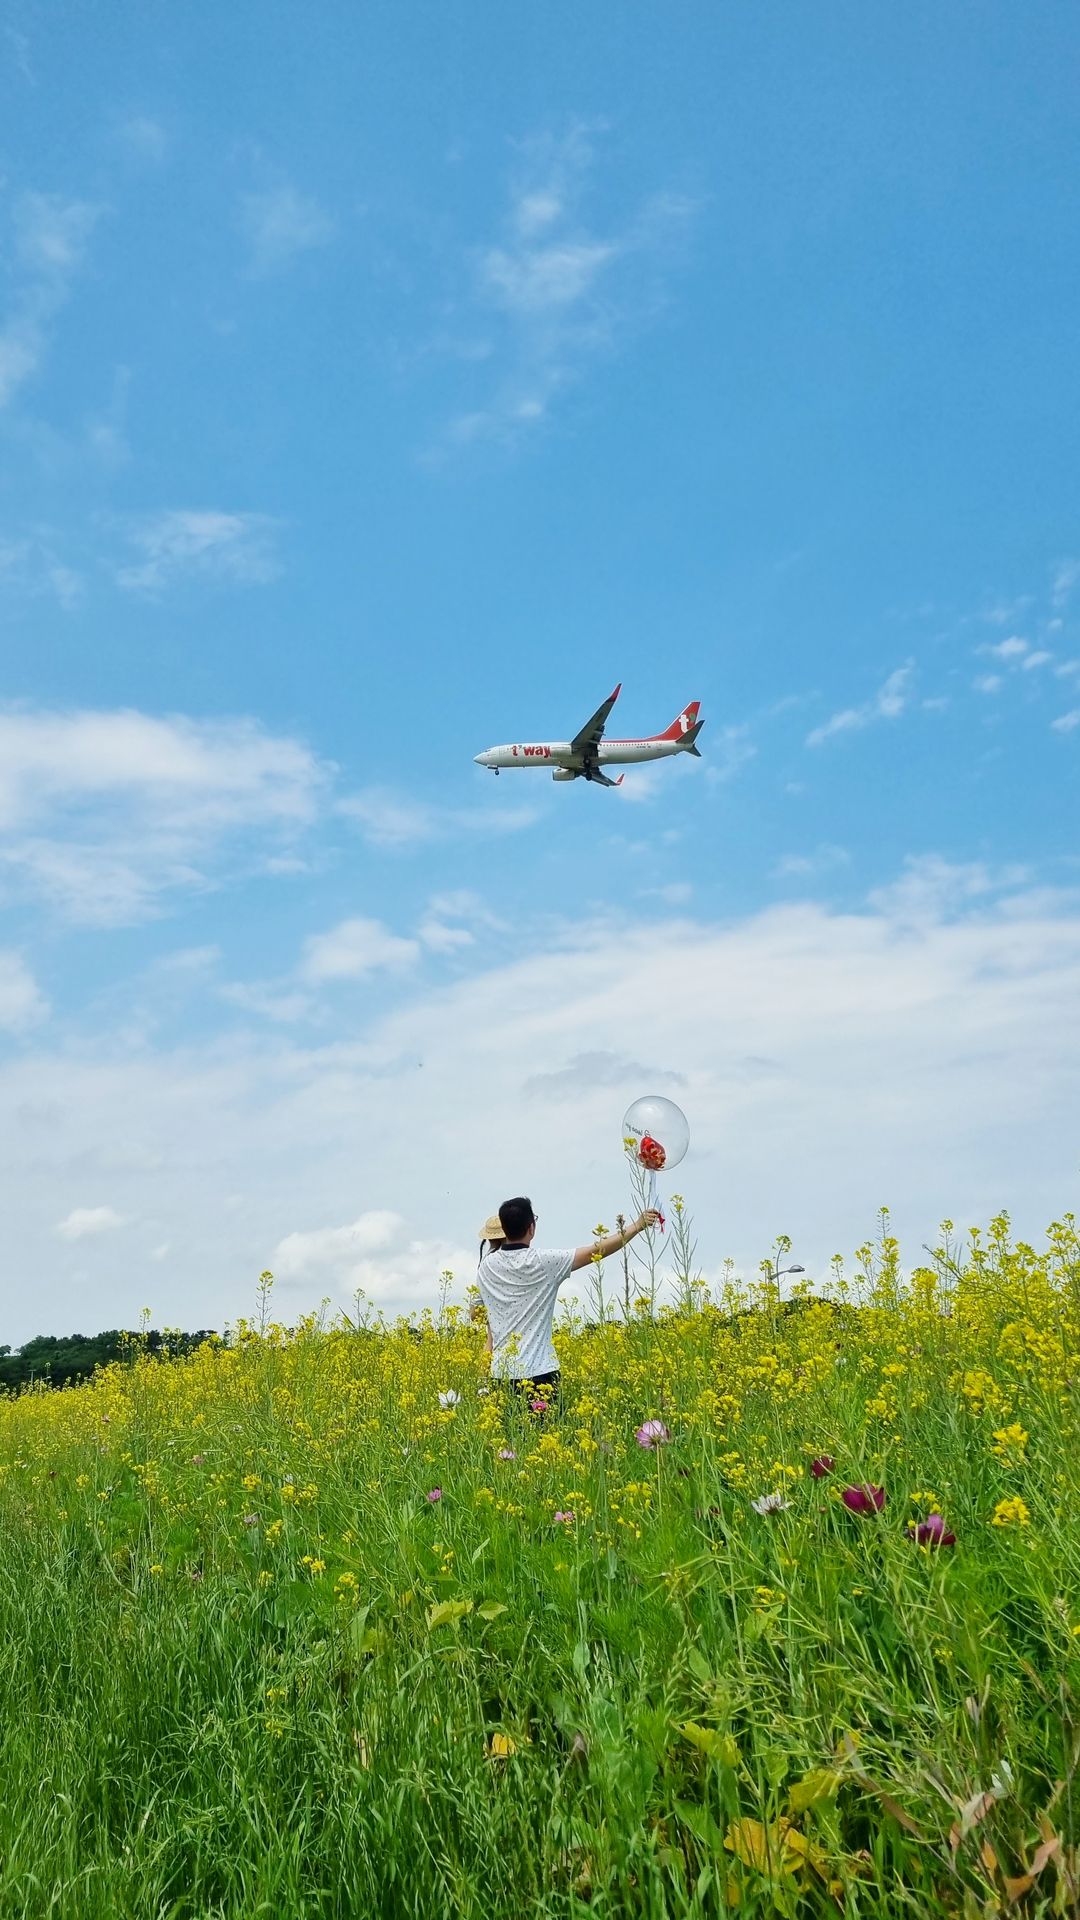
[{"x1": 0, "y1": 1329, "x2": 218, "y2": 1393}]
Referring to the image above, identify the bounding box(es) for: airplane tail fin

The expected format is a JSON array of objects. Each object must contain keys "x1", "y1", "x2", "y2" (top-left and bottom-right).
[
  {"x1": 654, "y1": 699, "x2": 702, "y2": 744},
  {"x1": 683, "y1": 719, "x2": 704, "y2": 756}
]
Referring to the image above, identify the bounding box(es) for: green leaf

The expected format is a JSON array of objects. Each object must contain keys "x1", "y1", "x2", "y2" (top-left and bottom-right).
[
  {"x1": 426, "y1": 1598, "x2": 473, "y2": 1630},
  {"x1": 347, "y1": 1605, "x2": 371, "y2": 1655},
  {"x1": 788, "y1": 1768, "x2": 842, "y2": 1815},
  {"x1": 686, "y1": 1644, "x2": 712, "y2": 1685},
  {"x1": 679, "y1": 1722, "x2": 739, "y2": 1767},
  {"x1": 477, "y1": 1600, "x2": 508, "y2": 1621}
]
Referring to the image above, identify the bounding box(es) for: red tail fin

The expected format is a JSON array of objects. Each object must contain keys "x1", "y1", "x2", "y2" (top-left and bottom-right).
[{"x1": 655, "y1": 699, "x2": 701, "y2": 742}]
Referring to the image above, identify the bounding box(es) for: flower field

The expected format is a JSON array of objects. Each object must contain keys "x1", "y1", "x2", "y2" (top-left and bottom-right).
[{"x1": 2, "y1": 1213, "x2": 1080, "y2": 1918}]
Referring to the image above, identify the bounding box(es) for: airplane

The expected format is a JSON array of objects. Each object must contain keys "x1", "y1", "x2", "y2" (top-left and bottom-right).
[{"x1": 473, "y1": 685, "x2": 703, "y2": 788}]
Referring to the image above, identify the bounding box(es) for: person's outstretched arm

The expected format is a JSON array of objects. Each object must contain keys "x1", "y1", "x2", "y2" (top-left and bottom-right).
[{"x1": 570, "y1": 1212, "x2": 660, "y2": 1273}]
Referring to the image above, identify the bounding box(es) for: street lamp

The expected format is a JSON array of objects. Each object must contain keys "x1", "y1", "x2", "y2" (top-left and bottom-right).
[{"x1": 767, "y1": 1262, "x2": 805, "y2": 1284}]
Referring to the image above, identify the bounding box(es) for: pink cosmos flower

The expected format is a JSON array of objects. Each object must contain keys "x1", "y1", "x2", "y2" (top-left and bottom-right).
[
  {"x1": 553, "y1": 1510, "x2": 575, "y2": 1525},
  {"x1": 530, "y1": 1397, "x2": 550, "y2": 1415},
  {"x1": 636, "y1": 1419, "x2": 671, "y2": 1448},
  {"x1": 841, "y1": 1484, "x2": 886, "y2": 1514},
  {"x1": 497, "y1": 1448, "x2": 516, "y2": 1461},
  {"x1": 426, "y1": 1487, "x2": 443, "y2": 1504},
  {"x1": 810, "y1": 1455, "x2": 835, "y2": 1478},
  {"x1": 906, "y1": 1513, "x2": 956, "y2": 1547}
]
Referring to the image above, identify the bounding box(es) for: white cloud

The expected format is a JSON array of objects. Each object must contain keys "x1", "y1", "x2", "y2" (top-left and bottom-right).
[
  {"x1": 271, "y1": 1211, "x2": 474, "y2": 1308},
  {"x1": 974, "y1": 674, "x2": 1003, "y2": 694},
  {"x1": 219, "y1": 981, "x2": 315, "y2": 1023},
  {"x1": 704, "y1": 724, "x2": 756, "y2": 785},
  {"x1": 115, "y1": 115, "x2": 168, "y2": 162},
  {"x1": 806, "y1": 664, "x2": 914, "y2": 747},
  {"x1": 239, "y1": 184, "x2": 335, "y2": 276},
  {"x1": 419, "y1": 919, "x2": 475, "y2": 953},
  {"x1": 1051, "y1": 709, "x2": 1080, "y2": 734},
  {"x1": 1052, "y1": 559, "x2": 1079, "y2": 610},
  {"x1": 114, "y1": 510, "x2": 282, "y2": 594},
  {"x1": 773, "y1": 844, "x2": 850, "y2": 880},
  {"x1": 436, "y1": 125, "x2": 694, "y2": 451},
  {"x1": 56, "y1": 1205, "x2": 127, "y2": 1242},
  {"x1": 1022, "y1": 651, "x2": 1052, "y2": 671},
  {"x1": 0, "y1": 191, "x2": 102, "y2": 408},
  {"x1": 300, "y1": 916, "x2": 419, "y2": 984},
  {"x1": 0, "y1": 531, "x2": 85, "y2": 610},
  {"x1": 0, "y1": 706, "x2": 328, "y2": 923},
  {"x1": 0, "y1": 950, "x2": 47, "y2": 1031},
  {"x1": 338, "y1": 786, "x2": 538, "y2": 848},
  {"x1": 4, "y1": 862, "x2": 1080, "y2": 1341},
  {"x1": 984, "y1": 636, "x2": 1028, "y2": 661}
]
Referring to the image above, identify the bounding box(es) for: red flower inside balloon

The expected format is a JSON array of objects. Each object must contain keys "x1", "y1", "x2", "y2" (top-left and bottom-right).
[{"x1": 638, "y1": 1135, "x2": 666, "y2": 1172}]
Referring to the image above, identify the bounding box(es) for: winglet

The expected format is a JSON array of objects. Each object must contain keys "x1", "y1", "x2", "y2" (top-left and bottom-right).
[{"x1": 610, "y1": 682, "x2": 622, "y2": 704}]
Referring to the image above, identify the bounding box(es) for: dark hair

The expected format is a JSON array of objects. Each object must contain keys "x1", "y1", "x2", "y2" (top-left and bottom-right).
[{"x1": 498, "y1": 1196, "x2": 535, "y2": 1241}]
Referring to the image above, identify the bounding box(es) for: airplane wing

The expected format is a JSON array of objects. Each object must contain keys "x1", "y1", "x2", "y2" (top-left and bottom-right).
[
  {"x1": 571, "y1": 683, "x2": 622, "y2": 756},
  {"x1": 587, "y1": 769, "x2": 624, "y2": 788}
]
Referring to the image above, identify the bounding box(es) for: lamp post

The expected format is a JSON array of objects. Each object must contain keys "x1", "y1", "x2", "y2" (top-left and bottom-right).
[{"x1": 767, "y1": 1262, "x2": 805, "y2": 1285}]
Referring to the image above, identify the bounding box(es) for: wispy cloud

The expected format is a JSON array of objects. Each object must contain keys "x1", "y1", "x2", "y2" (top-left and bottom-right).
[
  {"x1": 114, "y1": 114, "x2": 169, "y2": 163},
  {"x1": 0, "y1": 950, "x2": 47, "y2": 1032},
  {"x1": 1052, "y1": 559, "x2": 1079, "y2": 611},
  {"x1": 773, "y1": 844, "x2": 850, "y2": 880},
  {"x1": 705, "y1": 724, "x2": 756, "y2": 785},
  {"x1": 1051, "y1": 709, "x2": 1080, "y2": 735},
  {"x1": 434, "y1": 125, "x2": 694, "y2": 452},
  {"x1": 239, "y1": 184, "x2": 335, "y2": 276},
  {"x1": 0, "y1": 530, "x2": 85, "y2": 609},
  {"x1": 300, "y1": 916, "x2": 420, "y2": 984},
  {"x1": 806, "y1": 664, "x2": 914, "y2": 748},
  {"x1": 0, "y1": 707, "x2": 328, "y2": 923},
  {"x1": 337, "y1": 786, "x2": 538, "y2": 848},
  {"x1": 114, "y1": 510, "x2": 282, "y2": 593},
  {"x1": 0, "y1": 190, "x2": 103, "y2": 409},
  {"x1": 56, "y1": 1205, "x2": 127, "y2": 1241}
]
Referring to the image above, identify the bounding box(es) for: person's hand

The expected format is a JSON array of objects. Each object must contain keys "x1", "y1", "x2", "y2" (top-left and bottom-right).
[{"x1": 635, "y1": 1209, "x2": 662, "y2": 1234}]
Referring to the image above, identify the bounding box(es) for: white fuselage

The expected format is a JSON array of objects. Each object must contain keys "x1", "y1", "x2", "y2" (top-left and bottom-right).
[{"x1": 474, "y1": 736, "x2": 684, "y2": 771}]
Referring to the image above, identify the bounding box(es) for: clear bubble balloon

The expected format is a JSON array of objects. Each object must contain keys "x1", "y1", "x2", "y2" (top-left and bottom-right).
[{"x1": 622, "y1": 1096, "x2": 690, "y2": 1175}]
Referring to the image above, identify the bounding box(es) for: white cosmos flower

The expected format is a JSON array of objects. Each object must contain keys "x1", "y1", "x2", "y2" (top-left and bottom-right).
[
  {"x1": 751, "y1": 1492, "x2": 792, "y2": 1516},
  {"x1": 438, "y1": 1389, "x2": 460, "y2": 1409}
]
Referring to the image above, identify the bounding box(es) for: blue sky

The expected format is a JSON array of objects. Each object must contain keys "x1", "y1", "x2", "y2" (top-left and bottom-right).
[{"x1": 1, "y1": 3, "x2": 1078, "y2": 1341}]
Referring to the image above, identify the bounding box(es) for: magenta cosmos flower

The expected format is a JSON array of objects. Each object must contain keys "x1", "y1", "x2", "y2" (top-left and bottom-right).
[
  {"x1": 841, "y1": 1484, "x2": 886, "y2": 1514},
  {"x1": 810, "y1": 1455, "x2": 835, "y2": 1478},
  {"x1": 906, "y1": 1513, "x2": 956, "y2": 1547},
  {"x1": 552, "y1": 1510, "x2": 575, "y2": 1525},
  {"x1": 636, "y1": 1419, "x2": 671, "y2": 1448},
  {"x1": 426, "y1": 1487, "x2": 443, "y2": 1504}
]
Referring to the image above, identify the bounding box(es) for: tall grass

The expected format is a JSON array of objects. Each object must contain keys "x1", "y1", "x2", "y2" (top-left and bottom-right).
[{"x1": 1, "y1": 1211, "x2": 1079, "y2": 1916}]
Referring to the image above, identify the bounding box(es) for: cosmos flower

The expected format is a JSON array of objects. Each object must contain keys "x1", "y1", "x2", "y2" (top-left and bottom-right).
[
  {"x1": 636, "y1": 1419, "x2": 671, "y2": 1448},
  {"x1": 497, "y1": 1448, "x2": 516, "y2": 1461},
  {"x1": 841, "y1": 1484, "x2": 886, "y2": 1514},
  {"x1": 906, "y1": 1513, "x2": 956, "y2": 1547},
  {"x1": 751, "y1": 1492, "x2": 791, "y2": 1516},
  {"x1": 438, "y1": 1389, "x2": 460, "y2": 1409},
  {"x1": 552, "y1": 1510, "x2": 575, "y2": 1525},
  {"x1": 810, "y1": 1455, "x2": 835, "y2": 1478},
  {"x1": 426, "y1": 1487, "x2": 443, "y2": 1504}
]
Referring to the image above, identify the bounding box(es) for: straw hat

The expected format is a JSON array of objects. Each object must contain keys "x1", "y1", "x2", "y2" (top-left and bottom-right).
[{"x1": 479, "y1": 1212, "x2": 505, "y2": 1243}]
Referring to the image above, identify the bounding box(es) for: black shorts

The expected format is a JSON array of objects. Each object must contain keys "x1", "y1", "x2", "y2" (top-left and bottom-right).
[{"x1": 506, "y1": 1369, "x2": 561, "y2": 1397}]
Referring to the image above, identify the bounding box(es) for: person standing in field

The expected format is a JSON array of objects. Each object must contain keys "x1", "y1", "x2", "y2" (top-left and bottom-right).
[{"x1": 478, "y1": 1196, "x2": 659, "y2": 1393}]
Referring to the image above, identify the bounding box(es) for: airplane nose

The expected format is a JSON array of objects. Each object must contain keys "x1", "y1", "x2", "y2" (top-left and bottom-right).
[{"x1": 474, "y1": 752, "x2": 485, "y2": 766}]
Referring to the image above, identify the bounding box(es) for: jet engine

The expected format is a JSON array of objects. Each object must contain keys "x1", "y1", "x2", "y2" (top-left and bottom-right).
[{"x1": 552, "y1": 767, "x2": 579, "y2": 782}]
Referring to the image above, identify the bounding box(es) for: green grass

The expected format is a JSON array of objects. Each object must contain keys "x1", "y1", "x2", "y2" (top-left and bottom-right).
[{"x1": 1, "y1": 1219, "x2": 1079, "y2": 1916}]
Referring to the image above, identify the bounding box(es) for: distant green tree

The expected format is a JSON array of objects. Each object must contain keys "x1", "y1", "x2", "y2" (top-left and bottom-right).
[{"x1": 0, "y1": 1329, "x2": 217, "y2": 1393}]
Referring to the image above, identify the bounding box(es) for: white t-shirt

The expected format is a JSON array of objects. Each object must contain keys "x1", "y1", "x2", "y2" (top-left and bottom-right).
[{"x1": 477, "y1": 1244, "x2": 575, "y2": 1379}]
